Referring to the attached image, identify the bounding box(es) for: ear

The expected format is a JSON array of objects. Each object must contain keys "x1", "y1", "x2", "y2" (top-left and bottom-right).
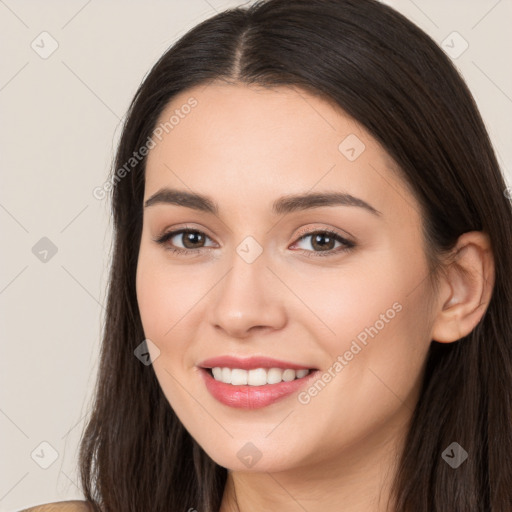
[{"x1": 431, "y1": 231, "x2": 495, "y2": 343}]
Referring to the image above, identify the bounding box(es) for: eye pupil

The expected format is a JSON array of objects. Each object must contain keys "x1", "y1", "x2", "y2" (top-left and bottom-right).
[
  {"x1": 183, "y1": 230, "x2": 204, "y2": 248},
  {"x1": 312, "y1": 233, "x2": 335, "y2": 251}
]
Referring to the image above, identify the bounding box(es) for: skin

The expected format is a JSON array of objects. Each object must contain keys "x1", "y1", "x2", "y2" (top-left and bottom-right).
[{"x1": 135, "y1": 82, "x2": 495, "y2": 511}]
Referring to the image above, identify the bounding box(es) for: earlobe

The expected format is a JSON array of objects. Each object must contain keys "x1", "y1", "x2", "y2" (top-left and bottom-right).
[{"x1": 431, "y1": 231, "x2": 495, "y2": 344}]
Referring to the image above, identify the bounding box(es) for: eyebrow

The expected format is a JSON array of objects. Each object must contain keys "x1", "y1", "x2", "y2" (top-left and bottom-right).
[{"x1": 144, "y1": 187, "x2": 381, "y2": 216}]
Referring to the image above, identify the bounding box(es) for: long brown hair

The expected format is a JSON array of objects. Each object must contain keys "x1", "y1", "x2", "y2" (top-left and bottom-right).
[{"x1": 78, "y1": 0, "x2": 512, "y2": 510}]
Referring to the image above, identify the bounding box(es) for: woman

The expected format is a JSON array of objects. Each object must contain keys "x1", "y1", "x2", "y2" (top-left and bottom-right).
[{"x1": 23, "y1": 0, "x2": 512, "y2": 510}]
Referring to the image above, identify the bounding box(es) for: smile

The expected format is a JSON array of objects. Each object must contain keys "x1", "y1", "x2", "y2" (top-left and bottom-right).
[
  {"x1": 209, "y1": 367, "x2": 311, "y2": 386},
  {"x1": 197, "y1": 355, "x2": 320, "y2": 408}
]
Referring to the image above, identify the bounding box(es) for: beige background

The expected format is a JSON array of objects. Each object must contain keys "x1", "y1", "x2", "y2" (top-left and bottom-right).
[{"x1": 1, "y1": 0, "x2": 511, "y2": 510}]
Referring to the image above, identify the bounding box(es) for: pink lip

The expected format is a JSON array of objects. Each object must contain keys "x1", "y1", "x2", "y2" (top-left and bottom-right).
[
  {"x1": 198, "y1": 367, "x2": 320, "y2": 409},
  {"x1": 197, "y1": 355, "x2": 316, "y2": 371}
]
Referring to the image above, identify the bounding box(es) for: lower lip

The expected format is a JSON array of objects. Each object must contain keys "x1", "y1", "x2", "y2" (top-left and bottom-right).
[{"x1": 199, "y1": 368, "x2": 319, "y2": 409}]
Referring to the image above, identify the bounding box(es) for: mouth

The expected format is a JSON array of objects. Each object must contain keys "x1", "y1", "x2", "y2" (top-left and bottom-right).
[{"x1": 197, "y1": 356, "x2": 320, "y2": 409}]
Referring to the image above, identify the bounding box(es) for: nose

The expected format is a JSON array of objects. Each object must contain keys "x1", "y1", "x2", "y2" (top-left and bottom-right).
[{"x1": 208, "y1": 247, "x2": 287, "y2": 339}]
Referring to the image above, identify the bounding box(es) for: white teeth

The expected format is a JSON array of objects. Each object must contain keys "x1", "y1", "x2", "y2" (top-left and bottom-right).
[
  {"x1": 209, "y1": 367, "x2": 312, "y2": 386},
  {"x1": 221, "y1": 367, "x2": 231, "y2": 384},
  {"x1": 248, "y1": 368, "x2": 267, "y2": 386},
  {"x1": 282, "y1": 369, "x2": 296, "y2": 382},
  {"x1": 212, "y1": 367, "x2": 223, "y2": 381},
  {"x1": 267, "y1": 368, "x2": 283, "y2": 384},
  {"x1": 231, "y1": 368, "x2": 248, "y2": 385}
]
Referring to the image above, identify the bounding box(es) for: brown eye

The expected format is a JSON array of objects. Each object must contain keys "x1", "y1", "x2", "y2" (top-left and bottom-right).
[
  {"x1": 309, "y1": 232, "x2": 337, "y2": 251},
  {"x1": 179, "y1": 230, "x2": 207, "y2": 249},
  {"x1": 291, "y1": 229, "x2": 355, "y2": 258},
  {"x1": 154, "y1": 228, "x2": 216, "y2": 256}
]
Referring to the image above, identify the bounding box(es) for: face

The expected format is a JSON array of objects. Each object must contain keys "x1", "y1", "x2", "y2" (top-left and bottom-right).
[{"x1": 136, "y1": 82, "x2": 436, "y2": 474}]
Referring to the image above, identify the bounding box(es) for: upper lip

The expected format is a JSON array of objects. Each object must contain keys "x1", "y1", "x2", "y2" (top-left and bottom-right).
[{"x1": 197, "y1": 355, "x2": 317, "y2": 371}]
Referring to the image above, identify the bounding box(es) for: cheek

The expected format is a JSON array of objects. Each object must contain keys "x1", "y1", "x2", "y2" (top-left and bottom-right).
[
  {"x1": 292, "y1": 256, "x2": 411, "y2": 353},
  {"x1": 302, "y1": 243, "x2": 432, "y2": 385},
  {"x1": 135, "y1": 249, "x2": 203, "y2": 408},
  {"x1": 290, "y1": 265, "x2": 432, "y2": 452},
  {"x1": 135, "y1": 248, "x2": 201, "y2": 345}
]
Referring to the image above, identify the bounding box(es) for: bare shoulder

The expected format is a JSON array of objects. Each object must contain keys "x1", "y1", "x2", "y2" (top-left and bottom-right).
[{"x1": 18, "y1": 500, "x2": 94, "y2": 512}]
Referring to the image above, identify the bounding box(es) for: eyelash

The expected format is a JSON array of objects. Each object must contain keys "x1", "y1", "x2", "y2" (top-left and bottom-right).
[{"x1": 153, "y1": 226, "x2": 355, "y2": 259}]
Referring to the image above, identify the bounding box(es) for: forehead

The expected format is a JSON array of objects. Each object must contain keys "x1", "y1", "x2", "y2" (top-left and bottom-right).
[{"x1": 144, "y1": 82, "x2": 415, "y2": 219}]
